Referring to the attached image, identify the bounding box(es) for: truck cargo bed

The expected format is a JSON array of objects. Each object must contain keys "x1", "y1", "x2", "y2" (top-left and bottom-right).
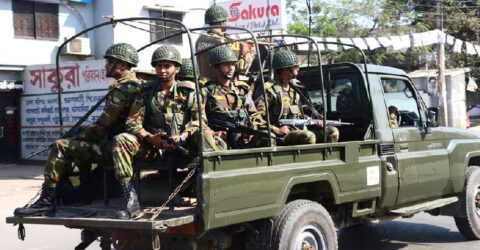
[{"x1": 6, "y1": 198, "x2": 196, "y2": 232}]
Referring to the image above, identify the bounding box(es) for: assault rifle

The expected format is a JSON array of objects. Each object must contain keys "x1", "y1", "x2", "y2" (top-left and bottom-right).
[
  {"x1": 208, "y1": 119, "x2": 284, "y2": 143},
  {"x1": 279, "y1": 119, "x2": 354, "y2": 130},
  {"x1": 145, "y1": 127, "x2": 189, "y2": 155}
]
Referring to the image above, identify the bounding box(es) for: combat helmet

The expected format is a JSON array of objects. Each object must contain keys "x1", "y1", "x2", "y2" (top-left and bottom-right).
[
  {"x1": 210, "y1": 45, "x2": 237, "y2": 66},
  {"x1": 151, "y1": 45, "x2": 182, "y2": 67},
  {"x1": 104, "y1": 43, "x2": 139, "y2": 67},
  {"x1": 272, "y1": 50, "x2": 300, "y2": 70},
  {"x1": 205, "y1": 5, "x2": 229, "y2": 24},
  {"x1": 178, "y1": 58, "x2": 198, "y2": 79}
]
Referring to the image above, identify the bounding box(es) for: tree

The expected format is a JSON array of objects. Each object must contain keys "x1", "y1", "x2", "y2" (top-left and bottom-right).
[{"x1": 286, "y1": 0, "x2": 480, "y2": 78}]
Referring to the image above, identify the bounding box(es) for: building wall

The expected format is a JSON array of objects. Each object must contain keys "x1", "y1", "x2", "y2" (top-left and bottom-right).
[
  {"x1": 411, "y1": 73, "x2": 468, "y2": 129},
  {"x1": 110, "y1": 0, "x2": 209, "y2": 70},
  {"x1": 0, "y1": 0, "x2": 96, "y2": 66}
]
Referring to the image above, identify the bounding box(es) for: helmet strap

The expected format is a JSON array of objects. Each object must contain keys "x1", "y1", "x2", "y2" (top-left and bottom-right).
[
  {"x1": 158, "y1": 71, "x2": 176, "y2": 83},
  {"x1": 288, "y1": 68, "x2": 298, "y2": 79},
  {"x1": 106, "y1": 60, "x2": 120, "y2": 78}
]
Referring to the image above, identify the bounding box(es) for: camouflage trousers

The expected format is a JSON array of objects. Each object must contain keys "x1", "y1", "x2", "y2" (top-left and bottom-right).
[
  {"x1": 315, "y1": 126, "x2": 340, "y2": 143},
  {"x1": 44, "y1": 139, "x2": 111, "y2": 186},
  {"x1": 112, "y1": 130, "x2": 226, "y2": 181},
  {"x1": 282, "y1": 130, "x2": 316, "y2": 145}
]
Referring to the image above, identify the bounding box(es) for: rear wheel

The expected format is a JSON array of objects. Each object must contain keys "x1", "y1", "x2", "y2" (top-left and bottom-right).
[
  {"x1": 454, "y1": 166, "x2": 480, "y2": 240},
  {"x1": 272, "y1": 200, "x2": 337, "y2": 250}
]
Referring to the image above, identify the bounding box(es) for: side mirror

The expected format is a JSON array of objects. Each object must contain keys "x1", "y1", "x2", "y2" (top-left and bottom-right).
[{"x1": 428, "y1": 107, "x2": 439, "y2": 127}]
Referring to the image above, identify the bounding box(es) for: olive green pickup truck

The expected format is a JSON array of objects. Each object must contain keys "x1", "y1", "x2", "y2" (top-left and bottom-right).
[{"x1": 7, "y1": 63, "x2": 480, "y2": 250}]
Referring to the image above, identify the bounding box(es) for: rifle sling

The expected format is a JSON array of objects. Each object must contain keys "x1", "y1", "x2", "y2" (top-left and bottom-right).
[{"x1": 63, "y1": 88, "x2": 115, "y2": 137}]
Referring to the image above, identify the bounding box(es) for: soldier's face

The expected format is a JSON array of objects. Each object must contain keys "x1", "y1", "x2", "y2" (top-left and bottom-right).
[
  {"x1": 280, "y1": 66, "x2": 299, "y2": 80},
  {"x1": 155, "y1": 61, "x2": 180, "y2": 81},
  {"x1": 217, "y1": 61, "x2": 236, "y2": 79},
  {"x1": 105, "y1": 57, "x2": 127, "y2": 79}
]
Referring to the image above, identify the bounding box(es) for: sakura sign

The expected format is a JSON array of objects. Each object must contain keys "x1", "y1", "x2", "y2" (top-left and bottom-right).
[{"x1": 217, "y1": 0, "x2": 286, "y2": 32}]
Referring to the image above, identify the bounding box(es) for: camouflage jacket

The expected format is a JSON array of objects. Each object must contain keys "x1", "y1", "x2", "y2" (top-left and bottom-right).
[
  {"x1": 126, "y1": 80, "x2": 203, "y2": 140},
  {"x1": 256, "y1": 80, "x2": 307, "y2": 132},
  {"x1": 202, "y1": 80, "x2": 263, "y2": 127},
  {"x1": 195, "y1": 30, "x2": 255, "y2": 79},
  {"x1": 75, "y1": 72, "x2": 142, "y2": 142}
]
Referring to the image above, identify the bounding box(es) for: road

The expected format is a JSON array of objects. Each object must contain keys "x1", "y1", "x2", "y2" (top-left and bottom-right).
[
  {"x1": 2, "y1": 163, "x2": 480, "y2": 250},
  {"x1": 0, "y1": 164, "x2": 97, "y2": 250}
]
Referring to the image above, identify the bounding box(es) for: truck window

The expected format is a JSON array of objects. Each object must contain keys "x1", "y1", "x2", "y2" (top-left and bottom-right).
[{"x1": 382, "y1": 78, "x2": 422, "y2": 128}]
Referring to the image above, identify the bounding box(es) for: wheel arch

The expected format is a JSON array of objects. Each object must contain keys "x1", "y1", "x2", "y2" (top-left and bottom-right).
[{"x1": 279, "y1": 172, "x2": 341, "y2": 211}]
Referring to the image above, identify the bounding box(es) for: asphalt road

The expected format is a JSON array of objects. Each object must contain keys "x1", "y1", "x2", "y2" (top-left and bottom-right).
[{"x1": 2, "y1": 164, "x2": 480, "y2": 250}]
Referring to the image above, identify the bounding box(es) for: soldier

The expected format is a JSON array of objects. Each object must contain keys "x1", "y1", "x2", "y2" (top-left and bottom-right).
[
  {"x1": 257, "y1": 50, "x2": 339, "y2": 144},
  {"x1": 203, "y1": 45, "x2": 265, "y2": 149},
  {"x1": 15, "y1": 43, "x2": 142, "y2": 216},
  {"x1": 111, "y1": 45, "x2": 225, "y2": 219},
  {"x1": 195, "y1": 5, "x2": 255, "y2": 79},
  {"x1": 389, "y1": 106, "x2": 399, "y2": 128}
]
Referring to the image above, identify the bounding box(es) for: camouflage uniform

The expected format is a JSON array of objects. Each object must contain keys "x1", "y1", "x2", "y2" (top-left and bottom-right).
[
  {"x1": 264, "y1": 50, "x2": 339, "y2": 144},
  {"x1": 203, "y1": 45, "x2": 265, "y2": 148},
  {"x1": 112, "y1": 79, "x2": 225, "y2": 180},
  {"x1": 195, "y1": 6, "x2": 255, "y2": 79},
  {"x1": 45, "y1": 72, "x2": 142, "y2": 185},
  {"x1": 256, "y1": 80, "x2": 316, "y2": 145},
  {"x1": 15, "y1": 43, "x2": 142, "y2": 217},
  {"x1": 112, "y1": 46, "x2": 225, "y2": 181},
  {"x1": 203, "y1": 79, "x2": 266, "y2": 148}
]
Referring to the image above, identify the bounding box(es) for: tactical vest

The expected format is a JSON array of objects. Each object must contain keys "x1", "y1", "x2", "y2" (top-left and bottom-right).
[
  {"x1": 267, "y1": 82, "x2": 302, "y2": 125},
  {"x1": 144, "y1": 81, "x2": 195, "y2": 136},
  {"x1": 204, "y1": 81, "x2": 249, "y2": 126}
]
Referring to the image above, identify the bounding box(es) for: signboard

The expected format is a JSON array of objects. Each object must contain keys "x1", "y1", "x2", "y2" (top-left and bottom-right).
[
  {"x1": 20, "y1": 60, "x2": 112, "y2": 160},
  {"x1": 217, "y1": 0, "x2": 286, "y2": 32}
]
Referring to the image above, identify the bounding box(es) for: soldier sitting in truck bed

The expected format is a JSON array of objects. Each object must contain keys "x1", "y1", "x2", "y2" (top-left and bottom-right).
[
  {"x1": 111, "y1": 45, "x2": 225, "y2": 218},
  {"x1": 257, "y1": 50, "x2": 339, "y2": 144},
  {"x1": 202, "y1": 45, "x2": 268, "y2": 149},
  {"x1": 14, "y1": 43, "x2": 143, "y2": 217}
]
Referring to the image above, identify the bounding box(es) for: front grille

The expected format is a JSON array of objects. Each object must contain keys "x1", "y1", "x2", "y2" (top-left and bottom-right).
[{"x1": 379, "y1": 143, "x2": 395, "y2": 155}]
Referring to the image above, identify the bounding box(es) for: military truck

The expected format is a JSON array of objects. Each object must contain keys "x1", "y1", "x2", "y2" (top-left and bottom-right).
[{"x1": 7, "y1": 21, "x2": 480, "y2": 249}]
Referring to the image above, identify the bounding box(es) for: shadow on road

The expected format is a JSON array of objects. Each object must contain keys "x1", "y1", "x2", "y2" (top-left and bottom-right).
[
  {"x1": 339, "y1": 222, "x2": 466, "y2": 250},
  {"x1": 0, "y1": 164, "x2": 43, "y2": 180}
]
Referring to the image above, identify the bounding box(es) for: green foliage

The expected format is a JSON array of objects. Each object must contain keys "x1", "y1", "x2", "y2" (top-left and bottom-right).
[{"x1": 286, "y1": 0, "x2": 480, "y2": 81}]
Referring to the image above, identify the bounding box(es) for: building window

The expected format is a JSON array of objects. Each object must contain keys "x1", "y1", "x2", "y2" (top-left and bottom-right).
[
  {"x1": 12, "y1": 1, "x2": 59, "y2": 40},
  {"x1": 149, "y1": 10, "x2": 183, "y2": 45}
]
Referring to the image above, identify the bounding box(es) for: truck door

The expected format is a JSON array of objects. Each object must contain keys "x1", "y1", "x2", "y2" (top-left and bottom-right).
[{"x1": 381, "y1": 77, "x2": 448, "y2": 205}]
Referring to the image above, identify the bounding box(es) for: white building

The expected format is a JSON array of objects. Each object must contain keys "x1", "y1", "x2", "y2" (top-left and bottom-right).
[
  {"x1": 0, "y1": 0, "x2": 210, "y2": 162},
  {"x1": 0, "y1": 0, "x2": 210, "y2": 81}
]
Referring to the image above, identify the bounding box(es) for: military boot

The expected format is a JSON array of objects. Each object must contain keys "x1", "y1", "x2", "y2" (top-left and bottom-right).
[
  {"x1": 115, "y1": 181, "x2": 141, "y2": 219},
  {"x1": 14, "y1": 184, "x2": 56, "y2": 217}
]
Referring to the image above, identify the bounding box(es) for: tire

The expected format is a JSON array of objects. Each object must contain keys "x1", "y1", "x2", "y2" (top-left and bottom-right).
[
  {"x1": 454, "y1": 166, "x2": 480, "y2": 240},
  {"x1": 271, "y1": 199, "x2": 337, "y2": 250}
]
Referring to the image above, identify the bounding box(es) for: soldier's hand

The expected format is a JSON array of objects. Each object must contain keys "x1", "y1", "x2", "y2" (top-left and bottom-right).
[
  {"x1": 147, "y1": 132, "x2": 174, "y2": 151},
  {"x1": 276, "y1": 126, "x2": 290, "y2": 136},
  {"x1": 314, "y1": 121, "x2": 324, "y2": 128},
  {"x1": 241, "y1": 134, "x2": 254, "y2": 145},
  {"x1": 214, "y1": 131, "x2": 227, "y2": 141}
]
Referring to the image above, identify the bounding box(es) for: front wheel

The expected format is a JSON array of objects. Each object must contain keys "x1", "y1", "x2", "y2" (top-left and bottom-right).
[
  {"x1": 272, "y1": 200, "x2": 337, "y2": 250},
  {"x1": 454, "y1": 166, "x2": 480, "y2": 240}
]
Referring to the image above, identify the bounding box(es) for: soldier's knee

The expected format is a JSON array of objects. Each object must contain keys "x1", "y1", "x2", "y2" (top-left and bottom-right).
[{"x1": 113, "y1": 133, "x2": 136, "y2": 145}]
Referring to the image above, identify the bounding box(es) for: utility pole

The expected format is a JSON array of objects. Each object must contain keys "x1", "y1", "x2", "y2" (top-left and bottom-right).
[{"x1": 437, "y1": 0, "x2": 448, "y2": 126}]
